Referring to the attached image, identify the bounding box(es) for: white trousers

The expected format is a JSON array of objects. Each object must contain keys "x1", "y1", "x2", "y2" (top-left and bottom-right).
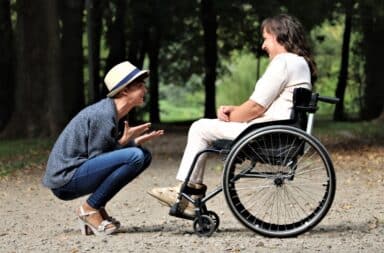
[{"x1": 176, "y1": 118, "x2": 249, "y2": 184}]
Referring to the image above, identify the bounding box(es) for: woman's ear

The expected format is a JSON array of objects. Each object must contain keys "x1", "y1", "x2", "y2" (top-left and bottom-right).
[
  {"x1": 121, "y1": 86, "x2": 130, "y2": 94},
  {"x1": 114, "y1": 87, "x2": 129, "y2": 98}
]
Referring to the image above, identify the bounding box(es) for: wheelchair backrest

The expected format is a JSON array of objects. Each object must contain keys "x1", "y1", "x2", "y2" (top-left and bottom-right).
[{"x1": 291, "y1": 87, "x2": 312, "y2": 130}]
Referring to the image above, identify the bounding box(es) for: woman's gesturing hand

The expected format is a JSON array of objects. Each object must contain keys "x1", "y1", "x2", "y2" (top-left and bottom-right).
[
  {"x1": 118, "y1": 121, "x2": 164, "y2": 146},
  {"x1": 118, "y1": 121, "x2": 150, "y2": 146},
  {"x1": 134, "y1": 129, "x2": 164, "y2": 145}
]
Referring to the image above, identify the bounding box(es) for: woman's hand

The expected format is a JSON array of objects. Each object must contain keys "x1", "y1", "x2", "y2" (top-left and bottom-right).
[
  {"x1": 118, "y1": 121, "x2": 164, "y2": 146},
  {"x1": 134, "y1": 129, "x2": 164, "y2": 145},
  {"x1": 217, "y1": 105, "x2": 234, "y2": 122},
  {"x1": 118, "y1": 122, "x2": 151, "y2": 146}
]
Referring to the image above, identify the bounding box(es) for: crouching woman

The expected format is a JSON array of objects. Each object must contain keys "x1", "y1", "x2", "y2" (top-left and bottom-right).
[{"x1": 42, "y1": 61, "x2": 164, "y2": 235}]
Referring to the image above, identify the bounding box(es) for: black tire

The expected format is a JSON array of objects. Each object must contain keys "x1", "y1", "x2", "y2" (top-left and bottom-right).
[
  {"x1": 193, "y1": 215, "x2": 216, "y2": 237},
  {"x1": 206, "y1": 211, "x2": 220, "y2": 231},
  {"x1": 222, "y1": 125, "x2": 336, "y2": 238}
]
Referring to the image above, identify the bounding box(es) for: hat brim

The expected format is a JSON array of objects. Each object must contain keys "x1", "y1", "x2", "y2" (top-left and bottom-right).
[{"x1": 107, "y1": 70, "x2": 149, "y2": 97}]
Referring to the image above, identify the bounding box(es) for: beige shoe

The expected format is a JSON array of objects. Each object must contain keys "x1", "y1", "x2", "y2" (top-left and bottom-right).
[
  {"x1": 148, "y1": 183, "x2": 207, "y2": 217},
  {"x1": 147, "y1": 184, "x2": 181, "y2": 207}
]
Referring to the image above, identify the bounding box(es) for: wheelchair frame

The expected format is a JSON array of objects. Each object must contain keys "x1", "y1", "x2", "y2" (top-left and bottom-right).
[{"x1": 169, "y1": 88, "x2": 339, "y2": 237}]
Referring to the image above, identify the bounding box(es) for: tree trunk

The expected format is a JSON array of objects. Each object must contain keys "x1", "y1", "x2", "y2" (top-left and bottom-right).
[
  {"x1": 334, "y1": 0, "x2": 353, "y2": 121},
  {"x1": 86, "y1": 0, "x2": 103, "y2": 102},
  {"x1": 60, "y1": 0, "x2": 85, "y2": 123},
  {"x1": 126, "y1": 1, "x2": 149, "y2": 123},
  {"x1": 105, "y1": 0, "x2": 127, "y2": 97},
  {"x1": 127, "y1": 16, "x2": 148, "y2": 68},
  {"x1": 148, "y1": 26, "x2": 161, "y2": 123},
  {"x1": 201, "y1": 0, "x2": 217, "y2": 119},
  {"x1": 0, "y1": 0, "x2": 14, "y2": 132},
  {"x1": 360, "y1": 2, "x2": 384, "y2": 120},
  {"x1": 46, "y1": 0, "x2": 63, "y2": 136},
  {"x1": 2, "y1": 0, "x2": 61, "y2": 137}
]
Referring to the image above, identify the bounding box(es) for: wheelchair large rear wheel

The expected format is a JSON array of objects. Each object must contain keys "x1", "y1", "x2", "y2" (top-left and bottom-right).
[{"x1": 222, "y1": 125, "x2": 336, "y2": 237}]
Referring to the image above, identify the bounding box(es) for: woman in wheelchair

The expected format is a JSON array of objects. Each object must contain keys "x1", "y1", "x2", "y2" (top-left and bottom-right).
[{"x1": 148, "y1": 14, "x2": 317, "y2": 217}]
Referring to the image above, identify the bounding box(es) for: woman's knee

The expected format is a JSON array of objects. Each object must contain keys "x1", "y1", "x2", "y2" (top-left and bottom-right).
[
  {"x1": 189, "y1": 118, "x2": 215, "y2": 138},
  {"x1": 190, "y1": 119, "x2": 209, "y2": 134},
  {"x1": 52, "y1": 187, "x2": 79, "y2": 201},
  {"x1": 140, "y1": 147, "x2": 152, "y2": 168},
  {"x1": 128, "y1": 147, "x2": 152, "y2": 169}
]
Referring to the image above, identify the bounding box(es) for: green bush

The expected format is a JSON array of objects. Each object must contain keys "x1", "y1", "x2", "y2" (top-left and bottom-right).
[
  {"x1": 216, "y1": 51, "x2": 268, "y2": 106},
  {"x1": 159, "y1": 76, "x2": 204, "y2": 122},
  {"x1": 311, "y1": 17, "x2": 362, "y2": 117}
]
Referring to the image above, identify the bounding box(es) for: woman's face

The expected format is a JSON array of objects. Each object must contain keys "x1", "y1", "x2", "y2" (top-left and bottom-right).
[
  {"x1": 124, "y1": 79, "x2": 148, "y2": 106},
  {"x1": 261, "y1": 28, "x2": 286, "y2": 60}
]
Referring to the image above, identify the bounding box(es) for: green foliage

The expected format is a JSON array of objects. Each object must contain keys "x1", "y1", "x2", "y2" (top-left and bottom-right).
[
  {"x1": 0, "y1": 139, "x2": 52, "y2": 177},
  {"x1": 159, "y1": 50, "x2": 269, "y2": 121},
  {"x1": 311, "y1": 17, "x2": 362, "y2": 117},
  {"x1": 310, "y1": 19, "x2": 342, "y2": 114},
  {"x1": 216, "y1": 51, "x2": 268, "y2": 106},
  {"x1": 159, "y1": 75, "x2": 204, "y2": 122}
]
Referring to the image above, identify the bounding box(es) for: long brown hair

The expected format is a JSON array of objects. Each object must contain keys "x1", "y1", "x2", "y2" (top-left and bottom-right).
[{"x1": 261, "y1": 14, "x2": 317, "y2": 83}]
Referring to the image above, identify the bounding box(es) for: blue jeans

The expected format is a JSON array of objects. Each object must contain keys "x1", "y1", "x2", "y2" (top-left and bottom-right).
[{"x1": 52, "y1": 147, "x2": 151, "y2": 209}]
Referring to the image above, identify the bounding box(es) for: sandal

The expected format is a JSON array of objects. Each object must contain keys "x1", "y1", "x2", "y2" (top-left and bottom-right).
[
  {"x1": 100, "y1": 207, "x2": 121, "y2": 229},
  {"x1": 78, "y1": 206, "x2": 117, "y2": 236}
]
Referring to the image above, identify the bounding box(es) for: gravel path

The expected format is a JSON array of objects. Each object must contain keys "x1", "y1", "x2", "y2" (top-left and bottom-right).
[{"x1": 1, "y1": 129, "x2": 383, "y2": 253}]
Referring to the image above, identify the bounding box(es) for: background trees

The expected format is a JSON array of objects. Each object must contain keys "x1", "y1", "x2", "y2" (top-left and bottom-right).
[
  {"x1": 0, "y1": 0, "x2": 383, "y2": 138},
  {"x1": 4, "y1": 0, "x2": 62, "y2": 137},
  {"x1": 359, "y1": 0, "x2": 384, "y2": 120},
  {"x1": 0, "y1": 0, "x2": 13, "y2": 131}
]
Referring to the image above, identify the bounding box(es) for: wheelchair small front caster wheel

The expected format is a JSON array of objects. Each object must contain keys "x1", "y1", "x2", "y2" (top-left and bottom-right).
[
  {"x1": 193, "y1": 214, "x2": 215, "y2": 237},
  {"x1": 206, "y1": 211, "x2": 220, "y2": 231}
]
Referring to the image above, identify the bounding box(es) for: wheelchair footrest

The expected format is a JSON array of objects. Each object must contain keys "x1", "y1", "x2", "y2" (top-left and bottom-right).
[{"x1": 169, "y1": 203, "x2": 195, "y2": 220}]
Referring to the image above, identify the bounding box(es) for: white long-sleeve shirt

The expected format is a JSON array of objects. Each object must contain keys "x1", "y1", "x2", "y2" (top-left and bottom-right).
[{"x1": 249, "y1": 52, "x2": 312, "y2": 123}]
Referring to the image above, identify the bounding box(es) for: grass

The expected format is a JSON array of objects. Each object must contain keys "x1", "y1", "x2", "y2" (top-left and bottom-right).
[
  {"x1": 314, "y1": 117, "x2": 384, "y2": 140},
  {"x1": 160, "y1": 100, "x2": 203, "y2": 122},
  {"x1": 0, "y1": 138, "x2": 53, "y2": 177}
]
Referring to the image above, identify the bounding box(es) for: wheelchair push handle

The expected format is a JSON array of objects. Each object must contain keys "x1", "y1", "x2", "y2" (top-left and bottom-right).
[{"x1": 317, "y1": 95, "x2": 340, "y2": 104}]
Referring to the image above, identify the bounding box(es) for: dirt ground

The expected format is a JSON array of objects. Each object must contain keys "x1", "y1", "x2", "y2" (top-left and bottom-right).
[{"x1": 1, "y1": 126, "x2": 383, "y2": 253}]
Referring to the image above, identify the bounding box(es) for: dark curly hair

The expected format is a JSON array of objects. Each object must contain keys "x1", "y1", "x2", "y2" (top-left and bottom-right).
[{"x1": 261, "y1": 14, "x2": 317, "y2": 83}]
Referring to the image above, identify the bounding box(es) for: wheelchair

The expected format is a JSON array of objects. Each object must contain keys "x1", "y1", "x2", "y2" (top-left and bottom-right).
[{"x1": 169, "y1": 88, "x2": 339, "y2": 238}]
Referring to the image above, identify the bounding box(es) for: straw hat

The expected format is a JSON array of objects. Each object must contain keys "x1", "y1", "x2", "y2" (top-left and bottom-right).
[{"x1": 104, "y1": 61, "x2": 149, "y2": 97}]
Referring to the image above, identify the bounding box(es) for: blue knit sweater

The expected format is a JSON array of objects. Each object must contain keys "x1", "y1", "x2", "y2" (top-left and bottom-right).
[{"x1": 43, "y1": 98, "x2": 126, "y2": 189}]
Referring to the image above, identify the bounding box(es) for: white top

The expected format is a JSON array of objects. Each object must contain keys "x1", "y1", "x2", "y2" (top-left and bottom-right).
[{"x1": 249, "y1": 52, "x2": 312, "y2": 123}]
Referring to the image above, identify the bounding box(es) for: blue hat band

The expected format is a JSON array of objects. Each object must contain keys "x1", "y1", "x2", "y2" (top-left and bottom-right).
[{"x1": 110, "y1": 68, "x2": 141, "y2": 92}]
